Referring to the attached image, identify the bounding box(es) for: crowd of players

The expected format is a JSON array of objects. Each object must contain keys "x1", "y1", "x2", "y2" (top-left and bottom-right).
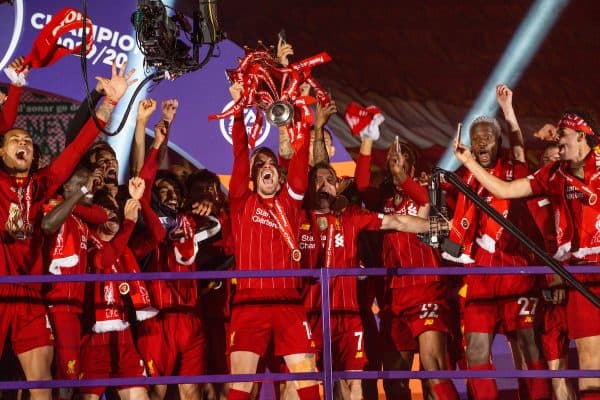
[{"x1": 0, "y1": 37, "x2": 599, "y2": 400}]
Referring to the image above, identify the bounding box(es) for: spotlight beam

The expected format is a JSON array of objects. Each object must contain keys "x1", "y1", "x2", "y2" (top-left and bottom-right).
[{"x1": 438, "y1": 0, "x2": 570, "y2": 170}]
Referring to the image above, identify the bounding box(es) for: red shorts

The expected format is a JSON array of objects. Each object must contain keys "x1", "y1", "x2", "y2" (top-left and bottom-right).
[
  {"x1": 380, "y1": 282, "x2": 451, "y2": 352},
  {"x1": 566, "y1": 286, "x2": 600, "y2": 339},
  {"x1": 540, "y1": 302, "x2": 569, "y2": 361},
  {"x1": 228, "y1": 303, "x2": 314, "y2": 357},
  {"x1": 0, "y1": 285, "x2": 53, "y2": 356},
  {"x1": 464, "y1": 275, "x2": 538, "y2": 300},
  {"x1": 48, "y1": 310, "x2": 82, "y2": 379},
  {"x1": 80, "y1": 328, "x2": 146, "y2": 396},
  {"x1": 137, "y1": 311, "x2": 206, "y2": 376},
  {"x1": 308, "y1": 312, "x2": 367, "y2": 371},
  {"x1": 463, "y1": 294, "x2": 538, "y2": 334}
]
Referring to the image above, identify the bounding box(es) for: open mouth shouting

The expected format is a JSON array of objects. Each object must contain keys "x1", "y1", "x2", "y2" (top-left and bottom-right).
[
  {"x1": 15, "y1": 149, "x2": 27, "y2": 161},
  {"x1": 477, "y1": 149, "x2": 492, "y2": 166},
  {"x1": 104, "y1": 166, "x2": 118, "y2": 183},
  {"x1": 261, "y1": 170, "x2": 275, "y2": 187}
]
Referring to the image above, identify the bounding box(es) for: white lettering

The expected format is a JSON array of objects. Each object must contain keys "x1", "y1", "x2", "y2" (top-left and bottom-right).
[
  {"x1": 31, "y1": 13, "x2": 47, "y2": 29},
  {"x1": 251, "y1": 215, "x2": 278, "y2": 229},
  {"x1": 96, "y1": 26, "x2": 112, "y2": 43}
]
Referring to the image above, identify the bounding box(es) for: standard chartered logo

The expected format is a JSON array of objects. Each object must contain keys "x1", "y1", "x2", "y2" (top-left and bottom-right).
[
  {"x1": 219, "y1": 100, "x2": 271, "y2": 147},
  {"x1": 0, "y1": 0, "x2": 24, "y2": 71}
]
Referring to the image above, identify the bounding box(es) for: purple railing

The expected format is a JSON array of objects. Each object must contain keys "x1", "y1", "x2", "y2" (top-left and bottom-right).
[{"x1": 1, "y1": 265, "x2": 599, "y2": 400}]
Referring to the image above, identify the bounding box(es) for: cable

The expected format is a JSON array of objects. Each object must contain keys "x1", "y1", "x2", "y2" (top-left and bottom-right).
[
  {"x1": 434, "y1": 167, "x2": 600, "y2": 308},
  {"x1": 80, "y1": 0, "x2": 159, "y2": 136}
]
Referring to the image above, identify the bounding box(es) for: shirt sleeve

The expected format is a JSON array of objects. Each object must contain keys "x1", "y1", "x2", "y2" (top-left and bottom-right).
[
  {"x1": 285, "y1": 125, "x2": 310, "y2": 202},
  {"x1": 350, "y1": 206, "x2": 384, "y2": 231},
  {"x1": 130, "y1": 198, "x2": 165, "y2": 259},
  {"x1": 528, "y1": 163, "x2": 553, "y2": 196},
  {"x1": 0, "y1": 84, "x2": 23, "y2": 134},
  {"x1": 89, "y1": 220, "x2": 135, "y2": 272},
  {"x1": 73, "y1": 204, "x2": 108, "y2": 225},
  {"x1": 138, "y1": 147, "x2": 159, "y2": 204},
  {"x1": 41, "y1": 117, "x2": 104, "y2": 198},
  {"x1": 229, "y1": 114, "x2": 251, "y2": 212}
]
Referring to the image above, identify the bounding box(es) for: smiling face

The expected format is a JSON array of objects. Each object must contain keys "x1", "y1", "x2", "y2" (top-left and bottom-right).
[
  {"x1": 156, "y1": 178, "x2": 180, "y2": 212},
  {"x1": 251, "y1": 150, "x2": 280, "y2": 198},
  {"x1": 0, "y1": 129, "x2": 34, "y2": 177},
  {"x1": 470, "y1": 123, "x2": 499, "y2": 168}
]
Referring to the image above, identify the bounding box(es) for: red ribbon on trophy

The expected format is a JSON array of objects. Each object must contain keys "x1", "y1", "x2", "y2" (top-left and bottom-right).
[
  {"x1": 209, "y1": 48, "x2": 332, "y2": 149},
  {"x1": 21, "y1": 8, "x2": 94, "y2": 70}
]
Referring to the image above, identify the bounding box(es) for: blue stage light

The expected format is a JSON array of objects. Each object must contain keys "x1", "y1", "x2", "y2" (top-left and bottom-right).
[{"x1": 438, "y1": 0, "x2": 570, "y2": 170}]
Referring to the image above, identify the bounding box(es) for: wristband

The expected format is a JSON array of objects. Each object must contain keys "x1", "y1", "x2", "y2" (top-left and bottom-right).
[
  {"x1": 80, "y1": 186, "x2": 89, "y2": 195},
  {"x1": 4, "y1": 67, "x2": 27, "y2": 87},
  {"x1": 103, "y1": 97, "x2": 118, "y2": 106}
]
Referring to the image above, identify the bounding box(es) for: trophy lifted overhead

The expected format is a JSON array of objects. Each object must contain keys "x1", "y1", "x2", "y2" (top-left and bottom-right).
[{"x1": 208, "y1": 32, "x2": 332, "y2": 150}]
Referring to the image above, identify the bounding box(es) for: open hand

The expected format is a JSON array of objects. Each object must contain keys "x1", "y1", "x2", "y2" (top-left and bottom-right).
[{"x1": 95, "y1": 61, "x2": 137, "y2": 103}]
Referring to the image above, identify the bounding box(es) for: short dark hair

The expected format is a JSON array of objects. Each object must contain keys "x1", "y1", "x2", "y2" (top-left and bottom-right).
[
  {"x1": 82, "y1": 141, "x2": 116, "y2": 170},
  {"x1": 187, "y1": 168, "x2": 220, "y2": 189},
  {"x1": 154, "y1": 169, "x2": 186, "y2": 200}
]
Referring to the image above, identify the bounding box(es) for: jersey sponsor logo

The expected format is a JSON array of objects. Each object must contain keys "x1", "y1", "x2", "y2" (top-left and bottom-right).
[
  {"x1": 220, "y1": 101, "x2": 271, "y2": 147},
  {"x1": 251, "y1": 207, "x2": 278, "y2": 229}
]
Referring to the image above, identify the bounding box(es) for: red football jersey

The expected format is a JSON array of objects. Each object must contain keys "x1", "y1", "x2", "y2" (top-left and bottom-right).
[
  {"x1": 380, "y1": 195, "x2": 441, "y2": 288},
  {"x1": 298, "y1": 205, "x2": 383, "y2": 312}
]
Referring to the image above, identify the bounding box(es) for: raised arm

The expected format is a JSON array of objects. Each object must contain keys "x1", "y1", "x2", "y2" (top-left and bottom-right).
[
  {"x1": 130, "y1": 98, "x2": 157, "y2": 177},
  {"x1": 0, "y1": 57, "x2": 28, "y2": 133},
  {"x1": 286, "y1": 123, "x2": 310, "y2": 197},
  {"x1": 228, "y1": 83, "x2": 251, "y2": 203},
  {"x1": 128, "y1": 177, "x2": 165, "y2": 258},
  {"x1": 496, "y1": 84, "x2": 525, "y2": 163},
  {"x1": 41, "y1": 171, "x2": 100, "y2": 234},
  {"x1": 44, "y1": 62, "x2": 137, "y2": 196},
  {"x1": 157, "y1": 99, "x2": 178, "y2": 168},
  {"x1": 312, "y1": 100, "x2": 337, "y2": 165},
  {"x1": 90, "y1": 217, "x2": 136, "y2": 272},
  {"x1": 454, "y1": 134, "x2": 533, "y2": 199},
  {"x1": 64, "y1": 82, "x2": 104, "y2": 145}
]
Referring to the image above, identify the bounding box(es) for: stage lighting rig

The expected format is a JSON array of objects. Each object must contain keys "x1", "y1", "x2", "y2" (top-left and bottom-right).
[{"x1": 131, "y1": 0, "x2": 223, "y2": 81}]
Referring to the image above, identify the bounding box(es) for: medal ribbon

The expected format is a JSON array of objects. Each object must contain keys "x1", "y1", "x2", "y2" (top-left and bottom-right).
[{"x1": 267, "y1": 199, "x2": 300, "y2": 261}]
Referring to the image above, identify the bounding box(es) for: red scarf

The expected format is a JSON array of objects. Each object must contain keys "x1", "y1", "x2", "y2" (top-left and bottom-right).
[
  {"x1": 89, "y1": 235, "x2": 157, "y2": 333},
  {"x1": 47, "y1": 210, "x2": 87, "y2": 275},
  {"x1": 22, "y1": 8, "x2": 94, "y2": 70},
  {"x1": 543, "y1": 148, "x2": 600, "y2": 261},
  {"x1": 443, "y1": 159, "x2": 512, "y2": 264}
]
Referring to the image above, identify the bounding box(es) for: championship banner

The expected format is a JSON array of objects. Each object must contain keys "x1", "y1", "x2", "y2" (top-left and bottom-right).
[{"x1": 0, "y1": 0, "x2": 351, "y2": 178}]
